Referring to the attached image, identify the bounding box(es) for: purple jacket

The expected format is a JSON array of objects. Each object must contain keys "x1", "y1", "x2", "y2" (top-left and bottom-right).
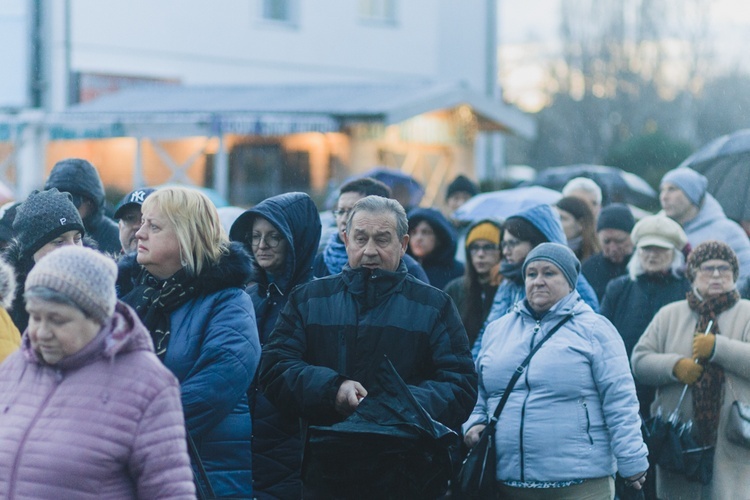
[{"x1": 0, "y1": 302, "x2": 196, "y2": 499}]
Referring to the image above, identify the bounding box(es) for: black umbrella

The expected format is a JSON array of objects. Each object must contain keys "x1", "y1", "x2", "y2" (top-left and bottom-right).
[
  {"x1": 306, "y1": 356, "x2": 457, "y2": 498},
  {"x1": 677, "y1": 129, "x2": 750, "y2": 222},
  {"x1": 523, "y1": 164, "x2": 658, "y2": 210}
]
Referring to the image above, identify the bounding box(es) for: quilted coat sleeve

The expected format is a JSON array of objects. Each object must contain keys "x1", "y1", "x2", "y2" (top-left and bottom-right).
[
  {"x1": 179, "y1": 290, "x2": 261, "y2": 437},
  {"x1": 128, "y1": 383, "x2": 196, "y2": 499},
  {"x1": 408, "y1": 298, "x2": 478, "y2": 430},
  {"x1": 588, "y1": 315, "x2": 649, "y2": 478},
  {"x1": 259, "y1": 292, "x2": 343, "y2": 423}
]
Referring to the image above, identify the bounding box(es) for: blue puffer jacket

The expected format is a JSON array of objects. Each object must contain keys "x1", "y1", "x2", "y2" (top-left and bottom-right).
[
  {"x1": 119, "y1": 244, "x2": 260, "y2": 498},
  {"x1": 471, "y1": 204, "x2": 599, "y2": 357},
  {"x1": 229, "y1": 192, "x2": 321, "y2": 500},
  {"x1": 406, "y1": 207, "x2": 464, "y2": 290},
  {"x1": 464, "y1": 291, "x2": 648, "y2": 483}
]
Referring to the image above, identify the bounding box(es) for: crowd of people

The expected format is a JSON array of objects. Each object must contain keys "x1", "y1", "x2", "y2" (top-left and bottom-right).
[{"x1": 0, "y1": 157, "x2": 748, "y2": 499}]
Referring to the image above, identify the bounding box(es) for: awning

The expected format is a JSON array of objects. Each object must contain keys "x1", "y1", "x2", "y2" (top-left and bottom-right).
[{"x1": 39, "y1": 82, "x2": 535, "y2": 140}]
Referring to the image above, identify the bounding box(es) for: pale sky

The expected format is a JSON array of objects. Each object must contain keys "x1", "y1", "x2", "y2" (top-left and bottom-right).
[{"x1": 498, "y1": 0, "x2": 750, "y2": 112}]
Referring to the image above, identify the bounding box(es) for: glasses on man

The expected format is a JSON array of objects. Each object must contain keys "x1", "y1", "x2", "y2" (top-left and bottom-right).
[
  {"x1": 250, "y1": 233, "x2": 283, "y2": 249},
  {"x1": 698, "y1": 264, "x2": 732, "y2": 277},
  {"x1": 468, "y1": 243, "x2": 499, "y2": 255}
]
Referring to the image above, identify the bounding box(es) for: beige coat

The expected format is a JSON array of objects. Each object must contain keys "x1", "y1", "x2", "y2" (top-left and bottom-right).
[{"x1": 632, "y1": 299, "x2": 750, "y2": 500}]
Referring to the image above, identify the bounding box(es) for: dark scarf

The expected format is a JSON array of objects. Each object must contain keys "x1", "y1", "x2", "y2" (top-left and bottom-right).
[
  {"x1": 686, "y1": 288, "x2": 740, "y2": 445},
  {"x1": 124, "y1": 268, "x2": 199, "y2": 358},
  {"x1": 500, "y1": 260, "x2": 524, "y2": 285},
  {"x1": 323, "y1": 233, "x2": 349, "y2": 275}
]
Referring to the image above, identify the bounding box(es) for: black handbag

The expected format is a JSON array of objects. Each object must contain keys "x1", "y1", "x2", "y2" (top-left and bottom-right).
[
  {"x1": 724, "y1": 379, "x2": 750, "y2": 448},
  {"x1": 454, "y1": 314, "x2": 573, "y2": 499}
]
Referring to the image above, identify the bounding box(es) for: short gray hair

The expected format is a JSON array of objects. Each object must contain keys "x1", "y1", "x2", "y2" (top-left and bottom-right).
[
  {"x1": 562, "y1": 177, "x2": 602, "y2": 205},
  {"x1": 346, "y1": 196, "x2": 408, "y2": 239}
]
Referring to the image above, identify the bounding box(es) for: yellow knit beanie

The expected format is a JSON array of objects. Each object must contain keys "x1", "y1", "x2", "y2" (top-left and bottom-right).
[{"x1": 466, "y1": 222, "x2": 500, "y2": 247}]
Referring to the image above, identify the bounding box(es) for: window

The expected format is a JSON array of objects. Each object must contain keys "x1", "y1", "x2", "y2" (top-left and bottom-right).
[
  {"x1": 261, "y1": 0, "x2": 295, "y2": 23},
  {"x1": 359, "y1": 0, "x2": 397, "y2": 24}
]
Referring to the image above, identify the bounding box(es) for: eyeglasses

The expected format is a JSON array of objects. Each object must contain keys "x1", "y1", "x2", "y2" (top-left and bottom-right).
[
  {"x1": 501, "y1": 239, "x2": 524, "y2": 251},
  {"x1": 250, "y1": 232, "x2": 284, "y2": 249},
  {"x1": 332, "y1": 208, "x2": 353, "y2": 219},
  {"x1": 698, "y1": 264, "x2": 733, "y2": 277},
  {"x1": 468, "y1": 243, "x2": 499, "y2": 255}
]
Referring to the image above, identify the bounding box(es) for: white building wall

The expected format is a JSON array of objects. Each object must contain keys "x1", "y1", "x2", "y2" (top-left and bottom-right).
[{"x1": 69, "y1": 0, "x2": 489, "y2": 87}]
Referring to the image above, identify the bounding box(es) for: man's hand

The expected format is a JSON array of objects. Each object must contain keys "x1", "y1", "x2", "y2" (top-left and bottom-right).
[
  {"x1": 335, "y1": 380, "x2": 367, "y2": 416},
  {"x1": 624, "y1": 471, "x2": 647, "y2": 490},
  {"x1": 673, "y1": 358, "x2": 703, "y2": 385},
  {"x1": 693, "y1": 332, "x2": 716, "y2": 360},
  {"x1": 463, "y1": 424, "x2": 487, "y2": 448}
]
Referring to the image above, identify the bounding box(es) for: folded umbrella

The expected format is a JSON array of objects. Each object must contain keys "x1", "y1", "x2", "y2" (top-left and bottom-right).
[{"x1": 306, "y1": 356, "x2": 457, "y2": 498}]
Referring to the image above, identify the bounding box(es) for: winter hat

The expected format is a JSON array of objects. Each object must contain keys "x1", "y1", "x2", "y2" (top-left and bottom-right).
[
  {"x1": 113, "y1": 187, "x2": 156, "y2": 219},
  {"x1": 523, "y1": 242, "x2": 580, "y2": 289},
  {"x1": 596, "y1": 203, "x2": 635, "y2": 233},
  {"x1": 13, "y1": 189, "x2": 85, "y2": 258},
  {"x1": 446, "y1": 175, "x2": 479, "y2": 200},
  {"x1": 466, "y1": 222, "x2": 501, "y2": 247},
  {"x1": 686, "y1": 240, "x2": 739, "y2": 282},
  {"x1": 26, "y1": 246, "x2": 117, "y2": 324},
  {"x1": 660, "y1": 168, "x2": 708, "y2": 207},
  {"x1": 631, "y1": 215, "x2": 687, "y2": 250}
]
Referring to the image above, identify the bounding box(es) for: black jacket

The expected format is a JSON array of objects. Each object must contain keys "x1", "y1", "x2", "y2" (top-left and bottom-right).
[
  {"x1": 44, "y1": 159, "x2": 121, "y2": 254},
  {"x1": 581, "y1": 251, "x2": 632, "y2": 302},
  {"x1": 601, "y1": 272, "x2": 690, "y2": 357},
  {"x1": 230, "y1": 192, "x2": 321, "y2": 500},
  {"x1": 259, "y1": 262, "x2": 477, "y2": 493}
]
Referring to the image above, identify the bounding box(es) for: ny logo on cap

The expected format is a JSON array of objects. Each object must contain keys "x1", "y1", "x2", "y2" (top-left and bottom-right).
[
  {"x1": 130, "y1": 190, "x2": 147, "y2": 203},
  {"x1": 60, "y1": 217, "x2": 67, "y2": 225}
]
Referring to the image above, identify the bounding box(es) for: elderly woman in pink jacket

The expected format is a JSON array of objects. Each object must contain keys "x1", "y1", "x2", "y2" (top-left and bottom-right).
[{"x1": 0, "y1": 246, "x2": 195, "y2": 499}]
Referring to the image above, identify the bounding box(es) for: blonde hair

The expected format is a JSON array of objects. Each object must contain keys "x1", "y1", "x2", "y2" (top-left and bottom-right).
[{"x1": 141, "y1": 187, "x2": 228, "y2": 276}]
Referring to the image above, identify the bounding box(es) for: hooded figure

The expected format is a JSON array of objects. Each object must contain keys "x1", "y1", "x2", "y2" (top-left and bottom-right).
[
  {"x1": 406, "y1": 208, "x2": 464, "y2": 290},
  {"x1": 229, "y1": 192, "x2": 322, "y2": 499},
  {"x1": 3, "y1": 189, "x2": 90, "y2": 332},
  {"x1": 44, "y1": 158, "x2": 121, "y2": 254},
  {"x1": 471, "y1": 204, "x2": 600, "y2": 357}
]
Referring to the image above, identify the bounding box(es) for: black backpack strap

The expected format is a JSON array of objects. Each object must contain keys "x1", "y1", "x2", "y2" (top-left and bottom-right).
[{"x1": 487, "y1": 314, "x2": 574, "y2": 426}]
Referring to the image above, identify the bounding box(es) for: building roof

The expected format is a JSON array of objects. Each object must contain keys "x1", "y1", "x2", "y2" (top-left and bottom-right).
[{"x1": 45, "y1": 82, "x2": 535, "y2": 139}]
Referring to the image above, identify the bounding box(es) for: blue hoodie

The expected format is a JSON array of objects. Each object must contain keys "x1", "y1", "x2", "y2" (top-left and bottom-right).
[
  {"x1": 407, "y1": 207, "x2": 464, "y2": 290},
  {"x1": 471, "y1": 204, "x2": 599, "y2": 358}
]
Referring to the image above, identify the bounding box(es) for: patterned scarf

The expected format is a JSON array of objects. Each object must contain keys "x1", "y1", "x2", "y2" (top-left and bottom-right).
[
  {"x1": 123, "y1": 268, "x2": 198, "y2": 358},
  {"x1": 323, "y1": 232, "x2": 349, "y2": 275},
  {"x1": 686, "y1": 288, "x2": 739, "y2": 445}
]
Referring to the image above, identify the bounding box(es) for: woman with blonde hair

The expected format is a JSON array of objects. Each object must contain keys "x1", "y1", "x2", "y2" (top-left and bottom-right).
[{"x1": 118, "y1": 186, "x2": 261, "y2": 498}]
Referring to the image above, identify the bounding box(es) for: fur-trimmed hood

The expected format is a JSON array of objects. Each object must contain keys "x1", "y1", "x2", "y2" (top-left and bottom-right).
[
  {"x1": 117, "y1": 241, "x2": 254, "y2": 297},
  {"x1": 0, "y1": 258, "x2": 16, "y2": 309}
]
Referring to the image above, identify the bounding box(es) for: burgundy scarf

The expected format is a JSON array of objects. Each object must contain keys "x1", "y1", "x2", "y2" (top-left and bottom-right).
[{"x1": 686, "y1": 288, "x2": 739, "y2": 445}]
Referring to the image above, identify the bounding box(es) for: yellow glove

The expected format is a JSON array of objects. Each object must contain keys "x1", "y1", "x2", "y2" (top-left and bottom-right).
[
  {"x1": 673, "y1": 358, "x2": 704, "y2": 385},
  {"x1": 693, "y1": 333, "x2": 716, "y2": 360}
]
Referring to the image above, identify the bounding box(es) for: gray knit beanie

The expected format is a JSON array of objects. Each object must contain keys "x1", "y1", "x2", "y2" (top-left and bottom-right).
[
  {"x1": 660, "y1": 168, "x2": 708, "y2": 206},
  {"x1": 13, "y1": 189, "x2": 85, "y2": 258},
  {"x1": 522, "y1": 242, "x2": 580, "y2": 289},
  {"x1": 25, "y1": 246, "x2": 117, "y2": 324}
]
